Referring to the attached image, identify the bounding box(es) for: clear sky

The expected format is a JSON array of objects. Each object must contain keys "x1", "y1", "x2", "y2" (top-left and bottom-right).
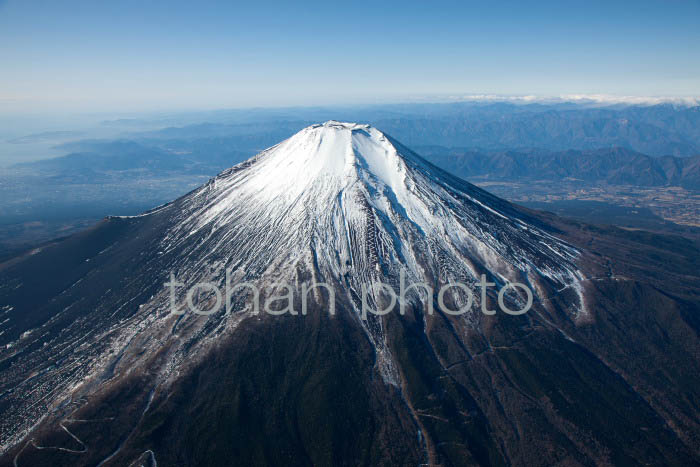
[{"x1": 1, "y1": 0, "x2": 699, "y2": 112}]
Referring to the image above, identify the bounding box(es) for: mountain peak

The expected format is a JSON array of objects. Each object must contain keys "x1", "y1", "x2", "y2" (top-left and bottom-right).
[
  {"x1": 282, "y1": 120, "x2": 399, "y2": 169},
  {"x1": 313, "y1": 120, "x2": 371, "y2": 131},
  {"x1": 224, "y1": 120, "x2": 408, "y2": 203}
]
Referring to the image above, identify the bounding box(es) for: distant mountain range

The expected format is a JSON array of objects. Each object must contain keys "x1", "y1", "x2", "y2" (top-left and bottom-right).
[
  {"x1": 97, "y1": 101, "x2": 700, "y2": 157},
  {"x1": 13, "y1": 140, "x2": 250, "y2": 175},
  {"x1": 419, "y1": 146, "x2": 700, "y2": 189},
  {"x1": 370, "y1": 104, "x2": 700, "y2": 156}
]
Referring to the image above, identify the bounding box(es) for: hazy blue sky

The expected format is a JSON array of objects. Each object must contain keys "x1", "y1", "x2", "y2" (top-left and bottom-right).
[{"x1": 1, "y1": 0, "x2": 699, "y2": 112}]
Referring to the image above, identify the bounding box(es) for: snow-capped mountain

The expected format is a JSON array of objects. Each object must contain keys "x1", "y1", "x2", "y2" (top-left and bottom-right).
[
  {"x1": 169, "y1": 121, "x2": 583, "y2": 288},
  {"x1": 1, "y1": 122, "x2": 698, "y2": 466},
  {"x1": 155, "y1": 120, "x2": 586, "y2": 380}
]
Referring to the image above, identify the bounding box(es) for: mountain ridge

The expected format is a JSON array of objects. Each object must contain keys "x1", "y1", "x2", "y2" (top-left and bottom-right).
[{"x1": 419, "y1": 146, "x2": 700, "y2": 189}]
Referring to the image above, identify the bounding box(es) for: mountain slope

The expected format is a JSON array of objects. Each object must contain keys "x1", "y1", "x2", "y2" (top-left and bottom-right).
[{"x1": 1, "y1": 122, "x2": 698, "y2": 466}]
